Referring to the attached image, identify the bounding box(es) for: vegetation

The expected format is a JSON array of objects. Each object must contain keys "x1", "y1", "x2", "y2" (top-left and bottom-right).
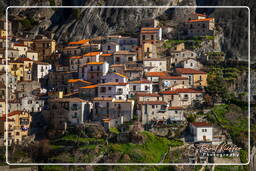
[
  {"x1": 20, "y1": 18, "x2": 38, "y2": 30},
  {"x1": 214, "y1": 166, "x2": 247, "y2": 171},
  {"x1": 110, "y1": 131, "x2": 183, "y2": 163},
  {"x1": 207, "y1": 104, "x2": 248, "y2": 148},
  {"x1": 49, "y1": 0, "x2": 55, "y2": 6},
  {"x1": 239, "y1": 149, "x2": 248, "y2": 163},
  {"x1": 163, "y1": 40, "x2": 185, "y2": 48},
  {"x1": 73, "y1": 9, "x2": 82, "y2": 19},
  {"x1": 109, "y1": 127, "x2": 120, "y2": 134}
]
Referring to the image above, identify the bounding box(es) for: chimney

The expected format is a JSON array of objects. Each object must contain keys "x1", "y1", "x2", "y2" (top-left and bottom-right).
[{"x1": 58, "y1": 91, "x2": 63, "y2": 98}]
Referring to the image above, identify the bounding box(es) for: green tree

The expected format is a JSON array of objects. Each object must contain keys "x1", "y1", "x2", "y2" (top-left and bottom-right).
[{"x1": 205, "y1": 68, "x2": 229, "y2": 103}]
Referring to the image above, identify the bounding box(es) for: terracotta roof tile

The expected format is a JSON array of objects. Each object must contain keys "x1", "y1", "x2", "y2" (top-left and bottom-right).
[
  {"x1": 114, "y1": 72, "x2": 128, "y2": 79},
  {"x1": 68, "y1": 39, "x2": 90, "y2": 45},
  {"x1": 93, "y1": 97, "x2": 113, "y2": 101},
  {"x1": 69, "y1": 56, "x2": 82, "y2": 59},
  {"x1": 129, "y1": 79, "x2": 152, "y2": 84},
  {"x1": 136, "y1": 92, "x2": 160, "y2": 97},
  {"x1": 145, "y1": 72, "x2": 169, "y2": 77},
  {"x1": 175, "y1": 88, "x2": 203, "y2": 93},
  {"x1": 80, "y1": 85, "x2": 98, "y2": 89},
  {"x1": 168, "y1": 106, "x2": 184, "y2": 110},
  {"x1": 87, "y1": 62, "x2": 104, "y2": 65},
  {"x1": 186, "y1": 18, "x2": 214, "y2": 23},
  {"x1": 159, "y1": 91, "x2": 177, "y2": 95},
  {"x1": 83, "y1": 52, "x2": 102, "y2": 56},
  {"x1": 144, "y1": 58, "x2": 166, "y2": 61},
  {"x1": 191, "y1": 122, "x2": 212, "y2": 127},
  {"x1": 176, "y1": 68, "x2": 206, "y2": 74},
  {"x1": 160, "y1": 76, "x2": 188, "y2": 80},
  {"x1": 114, "y1": 50, "x2": 137, "y2": 55},
  {"x1": 98, "y1": 82, "x2": 127, "y2": 86},
  {"x1": 138, "y1": 101, "x2": 167, "y2": 105}
]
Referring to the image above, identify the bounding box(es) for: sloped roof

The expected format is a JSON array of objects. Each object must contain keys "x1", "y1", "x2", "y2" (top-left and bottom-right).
[{"x1": 176, "y1": 68, "x2": 206, "y2": 74}]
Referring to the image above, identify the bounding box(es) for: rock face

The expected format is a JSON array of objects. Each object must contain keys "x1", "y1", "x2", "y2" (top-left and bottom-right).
[{"x1": 2, "y1": 0, "x2": 255, "y2": 61}]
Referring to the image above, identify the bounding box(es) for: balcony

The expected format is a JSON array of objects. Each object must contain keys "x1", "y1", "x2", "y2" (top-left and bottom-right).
[
  {"x1": 182, "y1": 97, "x2": 189, "y2": 101},
  {"x1": 115, "y1": 91, "x2": 123, "y2": 95}
]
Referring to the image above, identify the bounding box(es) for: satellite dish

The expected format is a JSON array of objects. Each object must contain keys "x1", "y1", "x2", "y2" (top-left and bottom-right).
[{"x1": 163, "y1": 81, "x2": 170, "y2": 87}]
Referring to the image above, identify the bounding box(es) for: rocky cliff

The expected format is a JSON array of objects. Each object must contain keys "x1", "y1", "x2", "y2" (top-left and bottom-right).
[{"x1": 1, "y1": 0, "x2": 255, "y2": 61}]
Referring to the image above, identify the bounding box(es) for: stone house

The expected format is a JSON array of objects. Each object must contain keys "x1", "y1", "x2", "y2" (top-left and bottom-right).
[
  {"x1": 92, "y1": 97, "x2": 135, "y2": 128},
  {"x1": 135, "y1": 92, "x2": 163, "y2": 102},
  {"x1": 143, "y1": 58, "x2": 167, "y2": 72},
  {"x1": 62, "y1": 46, "x2": 82, "y2": 57},
  {"x1": 183, "y1": 16, "x2": 215, "y2": 37},
  {"x1": 140, "y1": 27, "x2": 162, "y2": 45},
  {"x1": 137, "y1": 101, "x2": 168, "y2": 125},
  {"x1": 159, "y1": 75, "x2": 189, "y2": 90},
  {"x1": 33, "y1": 38, "x2": 56, "y2": 61},
  {"x1": 68, "y1": 56, "x2": 82, "y2": 72},
  {"x1": 13, "y1": 43, "x2": 28, "y2": 57},
  {"x1": 101, "y1": 72, "x2": 128, "y2": 83},
  {"x1": 113, "y1": 50, "x2": 137, "y2": 64},
  {"x1": 81, "y1": 62, "x2": 109, "y2": 84},
  {"x1": 179, "y1": 58, "x2": 203, "y2": 70},
  {"x1": 175, "y1": 88, "x2": 204, "y2": 107},
  {"x1": 0, "y1": 110, "x2": 31, "y2": 145},
  {"x1": 175, "y1": 68, "x2": 207, "y2": 87},
  {"x1": 167, "y1": 106, "x2": 186, "y2": 122},
  {"x1": 145, "y1": 72, "x2": 169, "y2": 83},
  {"x1": 129, "y1": 79, "x2": 153, "y2": 95},
  {"x1": 170, "y1": 50, "x2": 197, "y2": 67},
  {"x1": 26, "y1": 50, "x2": 39, "y2": 61},
  {"x1": 43, "y1": 97, "x2": 92, "y2": 131},
  {"x1": 102, "y1": 41, "x2": 120, "y2": 53},
  {"x1": 97, "y1": 82, "x2": 129, "y2": 100},
  {"x1": 82, "y1": 52, "x2": 102, "y2": 63},
  {"x1": 99, "y1": 53, "x2": 114, "y2": 65},
  {"x1": 66, "y1": 79, "x2": 92, "y2": 93}
]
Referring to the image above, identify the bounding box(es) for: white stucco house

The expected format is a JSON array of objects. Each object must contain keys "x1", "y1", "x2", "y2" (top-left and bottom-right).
[
  {"x1": 190, "y1": 122, "x2": 213, "y2": 142},
  {"x1": 32, "y1": 61, "x2": 52, "y2": 81},
  {"x1": 97, "y1": 82, "x2": 129, "y2": 100},
  {"x1": 143, "y1": 58, "x2": 167, "y2": 72},
  {"x1": 129, "y1": 79, "x2": 153, "y2": 95}
]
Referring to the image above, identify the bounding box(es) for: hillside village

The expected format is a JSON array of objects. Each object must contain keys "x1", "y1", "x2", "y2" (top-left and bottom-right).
[{"x1": 0, "y1": 12, "x2": 249, "y2": 165}]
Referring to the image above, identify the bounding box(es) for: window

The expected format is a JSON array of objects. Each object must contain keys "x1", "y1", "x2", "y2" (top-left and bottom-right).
[
  {"x1": 116, "y1": 57, "x2": 120, "y2": 63},
  {"x1": 90, "y1": 66, "x2": 93, "y2": 71},
  {"x1": 128, "y1": 57, "x2": 133, "y2": 61},
  {"x1": 107, "y1": 45, "x2": 111, "y2": 50},
  {"x1": 108, "y1": 87, "x2": 112, "y2": 90},
  {"x1": 184, "y1": 94, "x2": 188, "y2": 99},
  {"x1": 71, "y1": 104, "x2": 78, "y2": 110},
  {"x1": 142, "y1": 35, "x2": 145, "y2": 40},
  {"x1": 100, "y1": 87, "x2": 106, "y2": 93},
  {"x1": 145, "y1": 86, "x2": 148, "y2": 90},
  {"x1": 190, "y1": 63, "x2": 193, "y2": 67},
  {"x1": 199, "y1": 75, "x2": 202, "y2": 81},
  {"x1": 133, "y1": 85, "x2": 136, "y2": 91},
  {"x1": 147, "y1": 48, "x2": 150, "y2": 52},
  {"x1": 175, "y1": 110, "x2": 178, "y2": 114},
  {"x1": 16, "y1": 132, "x2": 20, "y2": 136},
  {"x1": 151, "y1": 35, "x2": 154, "y2": 40},
  {"x1": 202, "y1": 129, "x2": 207, "y2": 132},
  {"x1": 97, "y1": 66, "x2": 100, "y2": 71},
  {"x1": 152, "y1": 105, "x2": 155, "y2": 109},
  {"x1": 115, "y1": 79, "x2": 118, "y2": 82}
]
